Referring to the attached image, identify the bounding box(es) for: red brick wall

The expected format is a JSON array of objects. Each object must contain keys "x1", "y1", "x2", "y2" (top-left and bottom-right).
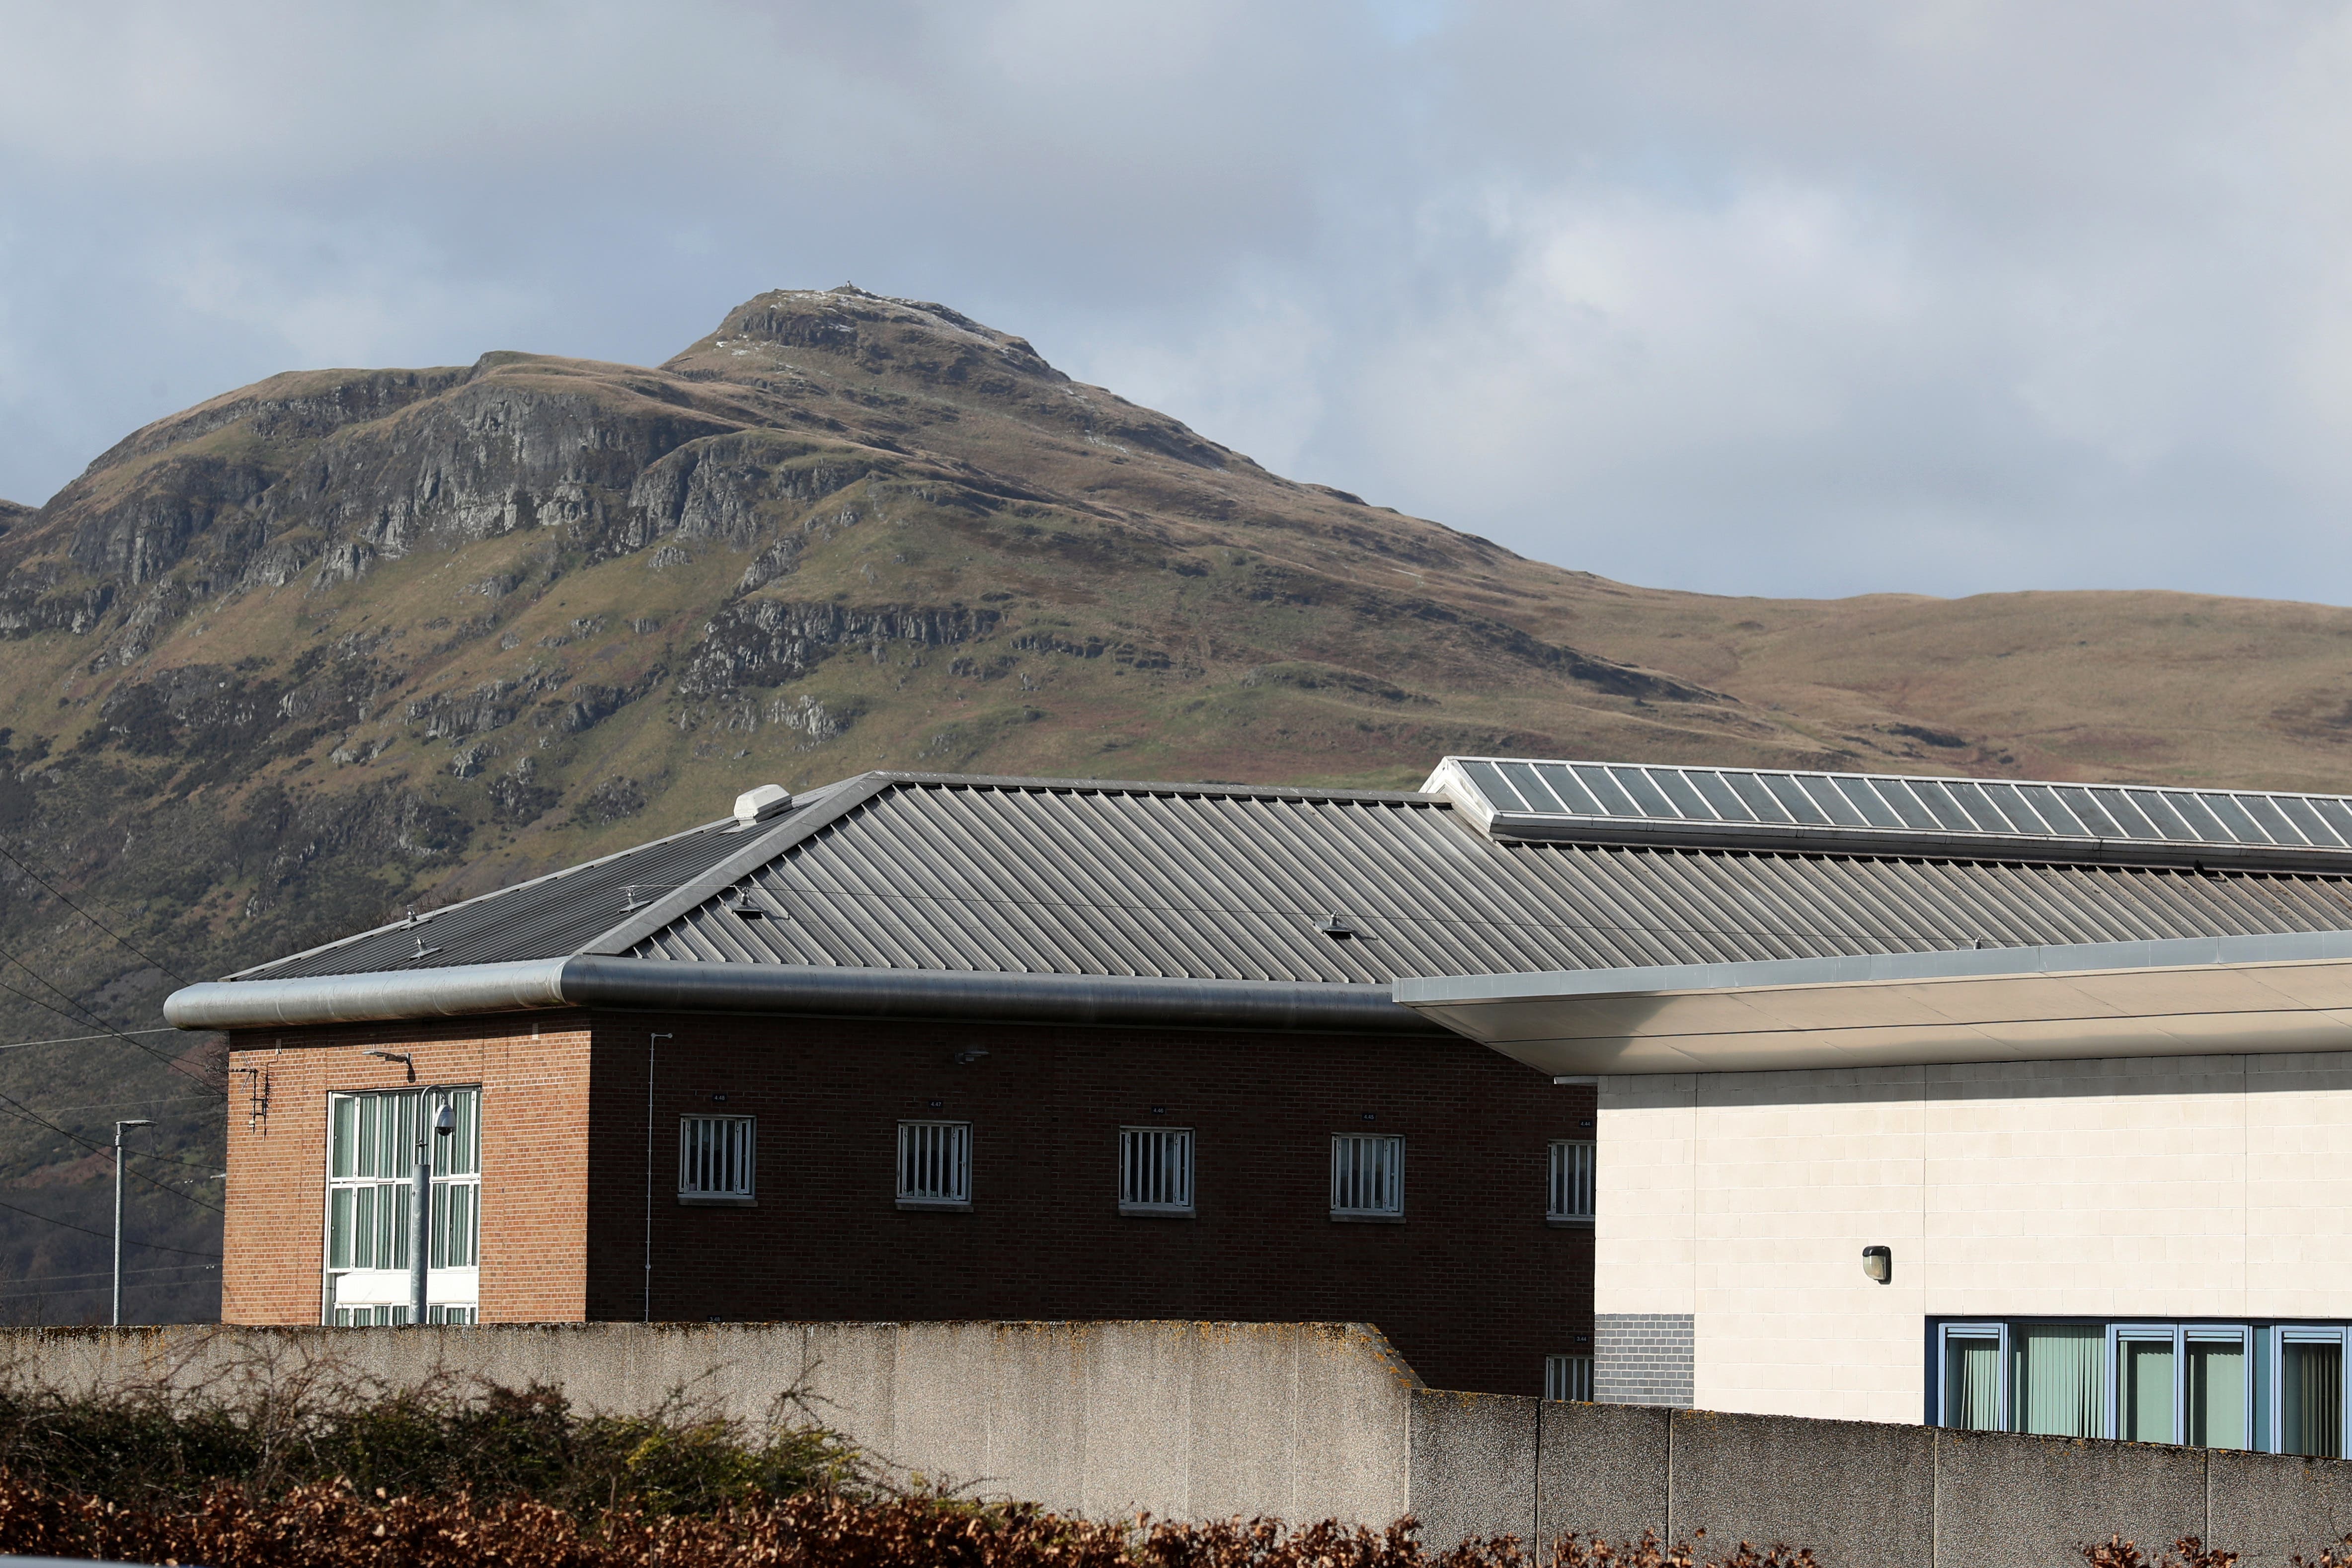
[
  {"x1": 222, "y1": 1014, "x2": 593, "y2": 1326},
  {"x1": 580, "y1": 1012, "x2": 1594, "y2": 1396}
]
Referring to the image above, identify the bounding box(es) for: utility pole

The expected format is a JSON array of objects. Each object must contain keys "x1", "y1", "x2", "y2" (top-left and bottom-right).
[
  {"x1": 409, "y1": 1092, "x2": 457, "y2": 1325},
  {"x1": 112, "y1": 1119, "x2": 153, "y2": 1327}
]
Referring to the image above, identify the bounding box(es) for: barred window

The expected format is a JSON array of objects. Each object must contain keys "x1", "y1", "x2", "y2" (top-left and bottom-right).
[
  {"x1": 1549, "y1": 1139, "x2": 1596, "y2": 1222},
  {"x1": 897, "y1": 1120, "x2": 972, "y2": 1209},
  {"x1": 1119, "y1": 1126, "x2": 1194, "y2": 1215},
  {"x1": 1330, "y1": 1133, "x2": 1404, "y2": 1218},
  {"x1": 679, "y1": 1115, "x2": 755, "y2": 1201},
  {"x1": 1546, "y1": 1353, "x2": 1594, "y2": 1403}
]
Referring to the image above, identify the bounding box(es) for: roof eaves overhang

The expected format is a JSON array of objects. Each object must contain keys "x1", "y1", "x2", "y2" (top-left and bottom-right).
[
  {"x1": 1392, "y1": 928, "x2": 2352, "y2": 1075},
  {"x1": 163, "y1": 956, "x2": 1442, "y2": 1036}
]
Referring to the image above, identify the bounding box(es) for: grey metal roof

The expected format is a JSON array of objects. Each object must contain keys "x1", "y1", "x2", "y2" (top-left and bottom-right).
[{"x1": 227, "y1": 766, "x2": 2352, "y2": 989}]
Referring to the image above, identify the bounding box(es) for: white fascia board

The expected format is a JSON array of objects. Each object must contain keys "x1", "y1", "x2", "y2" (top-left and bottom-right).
[{"x1": 1392, "y1": 929, "x2": 2352, "y2": 1075}]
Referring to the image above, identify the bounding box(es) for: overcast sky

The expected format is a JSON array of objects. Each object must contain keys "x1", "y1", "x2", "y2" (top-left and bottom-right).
[{"x1": 4, "y1": 1, "x2": 2350, "y2": 603}]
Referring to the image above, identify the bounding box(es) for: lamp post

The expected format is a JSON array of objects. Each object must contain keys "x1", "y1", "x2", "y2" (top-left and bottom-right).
[
  {"x1": 112, "y1": 1119, "x2": 153, "y2": 1327},
  {"x1": 408, "y1": 1094, "x2": 457, "y2": 1325}
]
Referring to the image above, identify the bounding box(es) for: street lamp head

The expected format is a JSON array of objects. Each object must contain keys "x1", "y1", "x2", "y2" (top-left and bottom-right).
[
  {"x1": 433, "y1": 1103, "x2": 456, "y2": 1137},
  {"x1": 115, "y1": 1119, "x2": 153, "y2": 1135}
]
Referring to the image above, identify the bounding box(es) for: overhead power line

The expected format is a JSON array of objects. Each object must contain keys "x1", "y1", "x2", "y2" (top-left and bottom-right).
[
  {"x1": 0, "y1": 839, "x2": 193, "y2": 985},
  {"x1": 0, "y1": 942, "x2": 223, "y2": 1098},
  {"x1": 0, "y1": 1260, "x2": 219, "y2": 1300},
  {"x1": 0, "y1": 1026, "x2": 188, "y2": 1053},
  {"x1": 0, "y1": 1190, "x2": 221, "y2": 1259}
]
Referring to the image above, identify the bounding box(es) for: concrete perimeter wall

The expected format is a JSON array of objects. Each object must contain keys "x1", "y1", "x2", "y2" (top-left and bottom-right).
[{"x1": 11, "y1": 1323, "x2": 2352, "y2": 1567}]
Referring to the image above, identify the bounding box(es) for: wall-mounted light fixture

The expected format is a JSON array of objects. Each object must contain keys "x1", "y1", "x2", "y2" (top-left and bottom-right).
[{"x1": 1862, "y1": 1245, "x2": 1892, "y2": 1284}]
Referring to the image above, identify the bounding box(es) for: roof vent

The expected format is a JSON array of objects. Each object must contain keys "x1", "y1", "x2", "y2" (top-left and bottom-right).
[
  {"x1": 724, "y1": 886, "x2": 769, "y2": 919},
  {"x1": 1317, "y1": 913, "x2": 1364, "y2": 940},
  {"x1": 734, "y1": 784, "x2": 792, "y2": 825}
]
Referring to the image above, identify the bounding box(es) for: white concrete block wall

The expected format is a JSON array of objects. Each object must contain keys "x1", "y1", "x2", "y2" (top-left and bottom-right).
[{"x1": 1596, "y1": 1051, "x2": 2352, "y2": 1426}]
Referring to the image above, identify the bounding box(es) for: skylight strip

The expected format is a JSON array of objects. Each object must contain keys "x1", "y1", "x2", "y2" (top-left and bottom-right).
[{"x1": 1445, "y1": 757, "x2": 2352, "y2": 857}]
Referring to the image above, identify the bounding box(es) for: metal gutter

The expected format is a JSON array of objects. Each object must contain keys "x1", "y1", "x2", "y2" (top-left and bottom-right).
[
  {"x1": 163, "y1": 956, "x2": 1443, "y2": 1035},
  {"x1": 1479, "y1": 810, "x2": 2352, "y2": 874}
]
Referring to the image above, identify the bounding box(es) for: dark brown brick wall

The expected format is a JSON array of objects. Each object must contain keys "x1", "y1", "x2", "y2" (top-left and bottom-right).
[
  {"x1": 582, "y1": 1012, "x2": 1594, "y2": 1397},
  {"x1": 224, "y1": 1007, "x2": 1594, "y2": 1394}
]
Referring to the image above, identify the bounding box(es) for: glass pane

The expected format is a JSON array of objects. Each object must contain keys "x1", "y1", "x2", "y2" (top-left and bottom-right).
[
  {"x1": 330, "y1": 1098, "x2": 357, "y2": 1179},
  {"x1": 2014, "y1": 1325, "x2": 2104, "y2": 1437},
  {"x1": 2127, "y1": 790, "x2": 2196, "y2": 841},
  {"x1": 1946, "y1": 1335, "x2": 2003, "y2": 1430},
  {"x1": 1763, "y1": 775, "x2": 1828, "y2": 824},
  {"x1": 351, "y1": 1184, "x2": 377, "y2": 1270},
  {"x1": 1836, "y1": 779, "x2": 1904, "y2": 829},
  {"x1": 1906, "y1": 780, "x2": 1977, "y2": 833},
  {"x1": 2203, "y1": 794, "x2": 2269, "y2": 843},
  {"x1": 2242, "y1": 795, "x2": 2305, "y2": 845},
  {"x1": 2120, "y1": 1340, "x2": 2176, "y2": 1443},
  {"x1": 2283, "y1": 1341, "x2": 2343, "y2": 1458},
  {"x1": 1500, "y1": 761, "x2": 1567, "y2": 813},
  {"x1": 1572, "y1": 765, "x2": 1640, "y2": 816},
  {"x1": 1981, "y1": 783, "x2": 2047, "y2": 834},
  {"x1": 2278, "y1": 797, "x2": 2343, "y2": 848},
  {"x1": 2059, "y1": 788, "x2": 2121, "y2": 838},
  {"x1": 2187, "y1": 1339, "x2": 2246, "y2": 1449},
  {"x1": 1460, "y1": 760, "x2": 1527, "y2": 813},
  {"x1": 1876, "y1": 780, "x2": 1942, "y2": 831},
  {"x1": 1798, "y1": 776, "x2": 1866, "y2": 826},
  {"x1": 328, "y1": 1186, "x2": 354, "y2": 1270},
  {"x1": 1944, "y1": 780, "x2": 2012, "y2": 833},
  {"x1": 2093, "y1": 789, "x2": 2161, "y2": 839},
  {"x1": 1608, "y1": 767, "x2": 1678, "y2": 818},
  {"x1": 1534, "y1": 763, "x2": 1605, "y2": 815},
  {"x1": 2020, "y1": 785, "x2": 2092, "y2": 837},
  {"x1": 1652, "y1": 769, "x2": 1714, "y2": 819},
  {"x1": 2313, "y1": 798, "x2": 2352, "y2": 847},
  {"x1": 2167, "y1": 792, "x2": 2233, "y2": 843},
  {"x1": 1724, "y1": 773, "x2": 1789, "y2": 823}
]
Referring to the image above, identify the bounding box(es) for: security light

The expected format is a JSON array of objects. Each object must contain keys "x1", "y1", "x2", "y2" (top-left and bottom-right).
[{"x1": 1862, "y1": 1245, "x2": 1892, "y2": 1284}]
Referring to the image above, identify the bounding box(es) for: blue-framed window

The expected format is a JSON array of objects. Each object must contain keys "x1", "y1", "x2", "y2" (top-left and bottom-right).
[{"x1": 1932, "y1": 1319, "x2": 2334, "y2": 1454}]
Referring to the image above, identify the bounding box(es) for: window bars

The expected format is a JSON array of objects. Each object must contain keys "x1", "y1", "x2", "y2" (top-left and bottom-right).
[
  {"x1": 679, "y1": 1115, "x2": 755, "y2": 1201},
  {"x1": 1330, "y1": 1133, "x2": 1405, "y2": 1218},
  {"x1": 1546, "y1": 1353, "x2": 1594, "y2": 1403},
  {"x1": 1119, "y1": 1126, "x2": 1195, "y2": 1215},
  {"x1": 1549, "y1": 1139, "x2": 1596, "y2": 1222},
  {"x1": 897, "y1": 1120, "x2": 973, "y2": 1209}
]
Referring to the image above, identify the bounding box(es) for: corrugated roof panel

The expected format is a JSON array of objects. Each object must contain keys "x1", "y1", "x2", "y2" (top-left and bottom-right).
[{"x1": 225, "y1": 768, "x2": 2352, "y2": 989}]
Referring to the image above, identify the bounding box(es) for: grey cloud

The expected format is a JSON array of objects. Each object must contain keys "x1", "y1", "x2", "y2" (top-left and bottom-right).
[{"x1": 2, "y1": 0, "x2": 2349, "y2": 603}]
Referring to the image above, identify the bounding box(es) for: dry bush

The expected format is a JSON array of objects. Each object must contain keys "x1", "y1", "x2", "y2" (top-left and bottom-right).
[
  {"x1": 0, "y1": 1478, "x2": 1835, "y2": 1568},
  {"x1": 1554, "y1": 1531, "x2": 1817, "y2": 1568},
  {"x1": 2083, "y1": 1536, "x2": 2240, "y2": 1568}
]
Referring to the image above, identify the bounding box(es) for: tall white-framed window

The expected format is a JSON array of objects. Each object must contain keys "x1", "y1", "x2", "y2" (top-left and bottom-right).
[
  {"x1": 1548, "y1": 1139, "x2": 1595, "y2": 1224},
  {"x1": 324, "y1": 1086, "x2": 479, "y2": 1326},
  {"x1": 679, "y1": 1115, "x2": 755, "y2": 1205},
  {"x1": 1330, "y1": 1133, "x2": 1404, "y2": 1220},
  {"x1": 897, "y1": 1120, "x2": 972, "y2": 1211},
  {"x1": 1119, "y1": 1126, "x2": 1194, "y2": 1216},
  {"x1": 1545, "y1": 1353, "x2": 1594, "y2": 1402}
]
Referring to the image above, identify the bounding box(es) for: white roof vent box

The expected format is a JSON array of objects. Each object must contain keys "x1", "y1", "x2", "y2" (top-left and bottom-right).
[{"x1": 733, "y1": 784, "x2": 793, "y2": 826}]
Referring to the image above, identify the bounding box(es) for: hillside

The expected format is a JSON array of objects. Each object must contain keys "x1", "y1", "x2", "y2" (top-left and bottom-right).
[{"x1": 4, "y1": 283, "x2": 2352, "y2": 1321}]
